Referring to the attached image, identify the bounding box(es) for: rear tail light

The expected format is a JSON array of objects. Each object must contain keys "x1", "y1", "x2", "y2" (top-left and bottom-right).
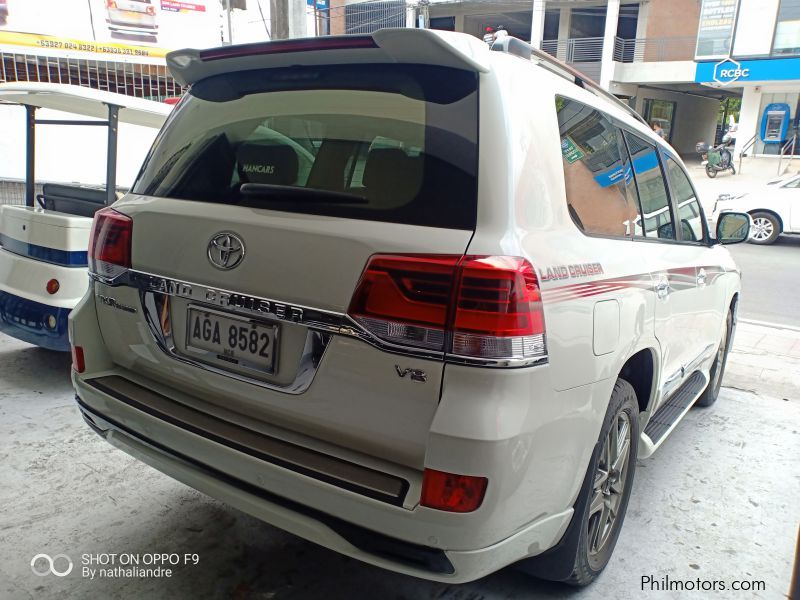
[
  {"x1": 451, "y1": 256, "x2": 545, "y2": 360},
  {"x1": 46, "y1": 279, "x2": 60, "y2": 295},
  {"x1": 420, "y1": 469, "x2": 488, "y2": 513},
  {"x1": 106, "y1": 0, "x2": 117, "y2": 8},
  {"x1": 71, "y1": 345, "x2": 85, "y2": 373},
  {"x1": 348, "y1": 255, "x2": 458, "y2": 351},
  {"x1": 88, "y1": 207, "x2": 132, "y2": 280},
  {"x1": 146, "y1": 5, "x2": 155, "y2": 15},
  {"x1": 348, "y1": 254, "x2": 546, "y2": 362}
]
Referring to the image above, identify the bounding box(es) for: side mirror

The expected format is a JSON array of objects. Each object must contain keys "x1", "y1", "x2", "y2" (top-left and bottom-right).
[
  {"x1": 657, "y1": 222, "x2": 674, "y2": 239},
  {"x1": 716, "y1": 212, "x2": 750, "y2": 244}
]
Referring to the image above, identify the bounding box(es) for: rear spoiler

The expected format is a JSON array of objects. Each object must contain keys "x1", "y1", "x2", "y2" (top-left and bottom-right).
[{"x1": 166, "y1": 28, "x2": 491, "y2": 87}]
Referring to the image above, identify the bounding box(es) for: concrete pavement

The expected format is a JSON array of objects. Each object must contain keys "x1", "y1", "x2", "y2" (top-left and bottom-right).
[
  {"x1": 726, "y1": 235, "x2": 800, "y2": 328},
  {"x1": 0, "y1": 326, "x2": 797, "y2": 600},
  {"x1": 727, "y1": 319, "x2": 800, "y2": 401}
]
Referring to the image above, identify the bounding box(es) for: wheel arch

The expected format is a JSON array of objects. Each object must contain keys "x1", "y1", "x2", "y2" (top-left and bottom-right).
[
  {"x1": 748, "y1": 209, "x2": 784, "y2": 233},
  {"x1": 618, "y1": 347, "x2": 657, "y2": 415}
]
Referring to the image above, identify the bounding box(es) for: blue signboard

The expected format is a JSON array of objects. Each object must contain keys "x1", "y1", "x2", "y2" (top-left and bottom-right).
[
  {"x1": 306, "y1": 0, "x2": 328, "y2": 7},
  {"x1": 696, "y1": 57, "x2": 800, "y2": 84}
]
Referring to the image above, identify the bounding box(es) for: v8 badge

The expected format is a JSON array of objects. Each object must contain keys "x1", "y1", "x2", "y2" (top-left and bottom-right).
[{"x1": 395, "y1": 365, "x2": 427, "y2": 383}]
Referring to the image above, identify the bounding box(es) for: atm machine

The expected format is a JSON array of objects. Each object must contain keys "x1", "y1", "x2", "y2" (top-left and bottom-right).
[{"x1": 760, "y1": 103, "x2": 791, "y2": 154}]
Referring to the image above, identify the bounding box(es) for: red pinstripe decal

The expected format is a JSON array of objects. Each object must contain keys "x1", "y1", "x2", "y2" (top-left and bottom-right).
[{"x1": 541, "y1": 266, "x2": 728, "y2": 303}]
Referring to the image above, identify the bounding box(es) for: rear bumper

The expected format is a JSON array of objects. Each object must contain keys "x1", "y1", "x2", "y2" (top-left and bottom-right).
[
  {"x1": 0, "y1": 290, "x2": 70, "y2": 351},
  {"x1": 73, "y1": 370, "x2": 573, "y2": 583},
  {"x1": 0, "y1": 245, "x2": 87, "y2": 351}
]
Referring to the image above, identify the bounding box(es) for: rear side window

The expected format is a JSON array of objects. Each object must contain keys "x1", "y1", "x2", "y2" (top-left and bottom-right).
[
  {"x1": 133, "y1": 64, "x2": 478, "y2": 230},
  {"x1": 555, "y1": 97, "x2": 642, "y2": 238},
  {"x1": 664, "y1": 157, "x2": 705, "y2": 243},
  {"x1": 624, "y1": 131, "x2": 675, "y2": 240}
]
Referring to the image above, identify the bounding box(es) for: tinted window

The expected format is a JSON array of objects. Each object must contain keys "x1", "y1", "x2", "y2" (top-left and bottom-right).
[
  {"x1": 665, "y1": 157, "x2": 705, "y2": 242},
  {"x1": 555, "y1": 97, "x2": 642, "y2": 238},
  {"x1": 624, "y1": 131, "x2": 674, "y2": 240},
  {"x1": 133, "y1": 65, "x2": 478, "y2": 230}
]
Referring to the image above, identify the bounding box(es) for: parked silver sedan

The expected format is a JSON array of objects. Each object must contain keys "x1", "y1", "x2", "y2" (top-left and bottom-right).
[{"x1": 105, "y1": 0, "x2": 158, "y2": 40}]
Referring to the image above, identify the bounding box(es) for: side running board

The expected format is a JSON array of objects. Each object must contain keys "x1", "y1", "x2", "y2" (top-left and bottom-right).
[{"x1": 640, "y1": 371, "x2": 707, "y2": 456}]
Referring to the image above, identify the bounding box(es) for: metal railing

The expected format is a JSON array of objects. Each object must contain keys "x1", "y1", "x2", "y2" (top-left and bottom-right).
[
  {"x1": 738, "y1": 134, "x2": 758, "y2": 174},
  {"x1": 613, "y1": 36, "x2": 697, "y2": 63},
  {"x1": 540, "y1": 35, "x2": 696, "y2": 65},
  {"x1": 541, "y1": 37, "x2": 604, "y2": 63},
  {"x1": 0, "y1": 52, "x2": 182, "y2": 100},
  {"x1": 778, "y1": 133, "x2": 798, "y2": 175},
  {"x1": 0, "y1": 179, "x2": 42, "y2": 206}
]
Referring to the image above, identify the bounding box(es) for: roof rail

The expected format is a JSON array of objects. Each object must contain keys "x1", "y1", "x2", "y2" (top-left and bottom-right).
[{"x1": 490, "y1": 37, "x2": 649, "y2": 127}]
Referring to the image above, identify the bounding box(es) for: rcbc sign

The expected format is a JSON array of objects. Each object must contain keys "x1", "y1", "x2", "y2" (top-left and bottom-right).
[{"x1": 713, "y1": 58, "x2": 750, "y2": 85}]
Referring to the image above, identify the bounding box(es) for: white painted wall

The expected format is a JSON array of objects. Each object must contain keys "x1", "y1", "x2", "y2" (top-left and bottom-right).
[
  {"x1": 734, "y1": 86, "x2": 761, "y2": 158},
  {"x1": 733, "y1": 0, "x2": 781, "y2": 57},
  {"x1": 0, "y1": 106, "x2": 159, "y2": 188},
  {"x1": 613, "y1": 60, "x2": 697, "y2": 84},
  {"x1": 634, "y1": 88, "x2": 720, "y2": 156}
]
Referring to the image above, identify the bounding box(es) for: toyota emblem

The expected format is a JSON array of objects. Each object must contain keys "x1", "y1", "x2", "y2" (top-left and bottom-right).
[{"x1": 208, "y1": 232, "x2": 245, "y2": 270}]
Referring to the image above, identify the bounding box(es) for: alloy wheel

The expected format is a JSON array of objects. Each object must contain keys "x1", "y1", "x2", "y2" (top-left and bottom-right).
[
  {"x1": 587, "y1": 410, "x2": 632, "y2": 563},
  {"x1": 751, "y1": 217, "x2": 774, "y2": 241}
]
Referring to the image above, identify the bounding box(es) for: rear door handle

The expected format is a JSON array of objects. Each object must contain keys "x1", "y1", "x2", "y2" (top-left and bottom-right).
[{"x1": 656, "y1": 280, "x2": 671, "y2": 299}]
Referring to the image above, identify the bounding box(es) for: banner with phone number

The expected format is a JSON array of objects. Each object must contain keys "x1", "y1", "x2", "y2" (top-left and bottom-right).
[{"x1": 0, "y1": 31, "x2": 168, "y2": 59}]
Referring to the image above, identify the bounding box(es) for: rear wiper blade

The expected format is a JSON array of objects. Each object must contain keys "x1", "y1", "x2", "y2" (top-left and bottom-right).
[{"x1": 239, "y1": 183, "x2": 369, "y2": 204}]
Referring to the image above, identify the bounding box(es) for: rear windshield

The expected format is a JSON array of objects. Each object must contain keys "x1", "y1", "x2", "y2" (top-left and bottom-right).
[{"x1": 133, "y1": 64, "x2": 479, "y2": 230}]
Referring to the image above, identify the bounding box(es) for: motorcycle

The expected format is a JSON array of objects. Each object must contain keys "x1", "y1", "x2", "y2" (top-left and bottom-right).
[{"x1": 696, "y1": 140, "x2": 736, "y2": 178}]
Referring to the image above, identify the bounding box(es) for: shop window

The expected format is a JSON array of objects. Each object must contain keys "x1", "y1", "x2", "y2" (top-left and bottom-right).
[
  {"x1": 643, "y1": 99, "x2": 676, "y2": 144},
  {"x1": 773, "y1": 0, "x2": 800, "y2": 56},
  {"x1": 430, "y1": 16, "x2": 455, "y2": 31},
  {"x1": 696, "y1": 0, "x2": 737, "y2": 58},
  {"x1": 555, "y1": 97, "x2": 643, "y2": 238}
]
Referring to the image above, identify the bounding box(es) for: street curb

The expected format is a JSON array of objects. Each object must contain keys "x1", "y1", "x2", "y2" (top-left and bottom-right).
[{"x1": 737, "y1": 318, "x2": 800, "y2": 333}]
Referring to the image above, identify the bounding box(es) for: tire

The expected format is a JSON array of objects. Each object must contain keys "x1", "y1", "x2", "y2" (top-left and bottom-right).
[
  {"x1": 517, "y1": 379, "x2": 639, "y2": 586},
  {"x1": 696, "y1": 310, "x2": 732, "y2": 408},
  {"x1": 706, "y1": 165, "x2": 717, "y2": 178},
  {"x1": 749, "y1": 212, "x2": 780, "y2": 244}
]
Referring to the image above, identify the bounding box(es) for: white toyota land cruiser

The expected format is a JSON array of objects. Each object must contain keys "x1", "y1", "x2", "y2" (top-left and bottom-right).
[{"x1": 70, "y1": 30, "x2": 751, "y2": 586}]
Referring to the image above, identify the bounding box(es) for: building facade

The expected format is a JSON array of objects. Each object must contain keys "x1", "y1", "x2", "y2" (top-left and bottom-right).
[
  {"x1": 422, "y1": 0, "x2": 799, "y2": 159},
  {"x1": 693, "y1": 0, "x2": 800, "y2": 159}
]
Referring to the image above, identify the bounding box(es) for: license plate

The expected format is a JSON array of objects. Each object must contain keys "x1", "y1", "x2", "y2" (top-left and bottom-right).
[{"x1": 186, "y1": 307, "x2": 278, "y2": 374}]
